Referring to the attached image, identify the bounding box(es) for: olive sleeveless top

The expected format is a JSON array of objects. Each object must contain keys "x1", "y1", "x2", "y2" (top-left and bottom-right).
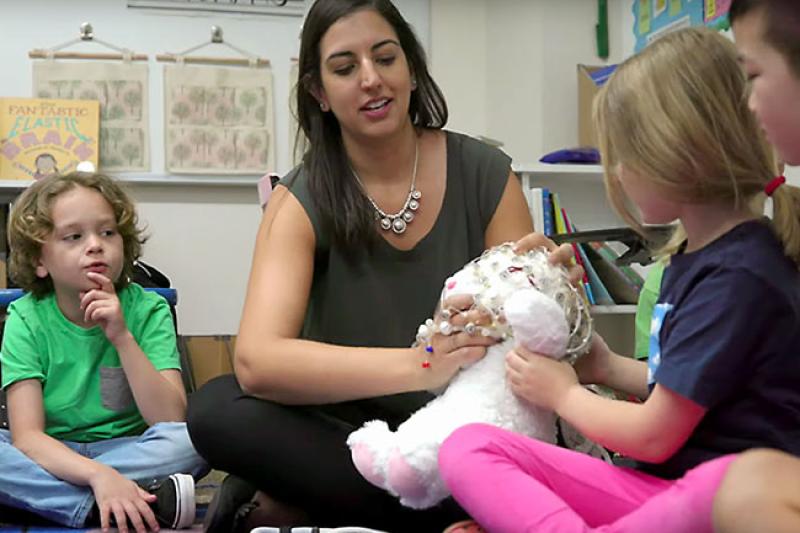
[{"x1": 281, "y1": 131, "x2": 510, "y2": 419}]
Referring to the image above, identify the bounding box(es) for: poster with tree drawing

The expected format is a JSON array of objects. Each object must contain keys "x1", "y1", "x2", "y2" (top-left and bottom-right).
[
  {"x1": 32, "y1": 62, "x2": 150, "y2": 172},
  {"x1": 164, "y1": 64, "x2": 274, "y2": 174}
]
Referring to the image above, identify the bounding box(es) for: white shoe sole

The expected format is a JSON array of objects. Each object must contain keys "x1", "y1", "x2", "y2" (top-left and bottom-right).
[{"x1": 170, "y1": 473, "x2": 196, "y2": 529}]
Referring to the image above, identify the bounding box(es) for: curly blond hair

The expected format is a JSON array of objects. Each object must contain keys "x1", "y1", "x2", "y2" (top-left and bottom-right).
[{"x1": 8, "y1": 172, "x2": 147, "y2": 298}]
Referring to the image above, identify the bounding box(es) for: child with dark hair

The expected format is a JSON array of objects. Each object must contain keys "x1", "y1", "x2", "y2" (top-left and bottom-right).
[{"x1": 712, "y1": 2, "x2": 800, "y2": 532}]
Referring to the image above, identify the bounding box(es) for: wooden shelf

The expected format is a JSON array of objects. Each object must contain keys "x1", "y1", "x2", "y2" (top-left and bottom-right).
[{"x1": 513, "y1": 163, "x2": 603, "y2": 175}]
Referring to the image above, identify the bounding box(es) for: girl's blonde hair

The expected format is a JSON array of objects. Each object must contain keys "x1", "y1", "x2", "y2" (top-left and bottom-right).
[
  {"x1": 593, "y1": 27, "x2": 800, "y2": 265},
  {"x1": 8, "y1": 172, "x2": 146, "y2": 297}
]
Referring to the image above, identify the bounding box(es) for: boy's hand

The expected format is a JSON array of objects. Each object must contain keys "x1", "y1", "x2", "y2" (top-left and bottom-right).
[
  {"x1": 506, "y1": 345, "x2": 579, "y2": 412},
  {"x1": 81, "y1": 272, "x2": 129, "y2": 345},
  {"x1": 88, "y1": 465, "x2": 159, "y2": 533}
]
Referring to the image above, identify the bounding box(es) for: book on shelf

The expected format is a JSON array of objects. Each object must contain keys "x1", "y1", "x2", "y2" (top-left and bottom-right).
[
  {"x1": 582, "y1": 243, "x2": 642, "y2": 304},
  {"x1": 587, "y1": 241, "x2": 645, "y2": 291},
  {"x1": 577, "y1": 243, "x2": 614, "y2": 305},
  {"x1": 530, "y1": 187, "x2": 543, "y2": 236},
  {"x1": 0, "y1": 97, "x2": 100, "y2": 181},
  {"x1": 542, "y1": 188, "x2": 555, "y2": 236},
  {"x1": 559, "y1": 206, "x2": 596, "y2": 305}
]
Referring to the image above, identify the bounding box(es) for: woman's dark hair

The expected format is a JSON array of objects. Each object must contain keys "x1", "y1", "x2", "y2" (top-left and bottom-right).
[
  {"x1": 294, "y1": 0, "x2": 448, "y2": 253},
  {"x1": 730, "y1": 0, "x2": 800, "y2": 77}
]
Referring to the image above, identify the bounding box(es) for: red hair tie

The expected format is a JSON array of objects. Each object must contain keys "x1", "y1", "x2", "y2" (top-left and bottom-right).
[{"x1": 765, "y1": 175, "x2": 786, "y2": 197}]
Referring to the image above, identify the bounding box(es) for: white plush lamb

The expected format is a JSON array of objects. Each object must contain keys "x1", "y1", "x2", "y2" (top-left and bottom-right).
[{"x1": 347, "y1": 243, "x2": 593, "y2": 509}]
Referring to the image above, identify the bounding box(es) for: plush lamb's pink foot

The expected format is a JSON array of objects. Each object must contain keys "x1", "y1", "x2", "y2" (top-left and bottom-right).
[
  {"x1": 350, "y1": 442, "x2": 386, "y2": 489},
  {"x1": 386, "y1": 447, "x2": 428, "y2": 504}
]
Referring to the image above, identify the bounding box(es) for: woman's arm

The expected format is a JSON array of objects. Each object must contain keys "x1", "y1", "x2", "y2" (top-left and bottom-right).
[
  {"x1": 235, "y1": 186, "x2": 484, "y2": 404},
  {"x1": 484, "y1": 172, "x2": 535, "y2": 248}
]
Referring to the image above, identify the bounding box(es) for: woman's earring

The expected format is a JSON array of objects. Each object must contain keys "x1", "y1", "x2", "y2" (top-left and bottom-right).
[
  {"x1": 319, "y1": 101, "x2": 329, "y2": 112},
  {"x1": 411, "y1": 77, "x2": 418, "y2": 90}
]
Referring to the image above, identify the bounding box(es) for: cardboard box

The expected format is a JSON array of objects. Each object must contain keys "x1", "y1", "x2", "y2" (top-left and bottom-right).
[
  {"x1": 577, "y1": 64, "x2": 618, "y2": 148},
  {"x1": 184, "y1": 335, "x2": 236, "y2": 389}
]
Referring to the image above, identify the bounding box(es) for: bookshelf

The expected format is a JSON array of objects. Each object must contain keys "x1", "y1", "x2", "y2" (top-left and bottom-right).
[{"x1": 514, "y1": 163, "x2": 636, "y2": 355}]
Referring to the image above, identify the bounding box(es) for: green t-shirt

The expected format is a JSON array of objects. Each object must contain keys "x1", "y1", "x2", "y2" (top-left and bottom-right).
[
  {"x1": 634, "y1": 261, "x2": 665, "y2": 359},
  {"x1": 0, "y1": 283, "x2": 180, "y2": 442}
]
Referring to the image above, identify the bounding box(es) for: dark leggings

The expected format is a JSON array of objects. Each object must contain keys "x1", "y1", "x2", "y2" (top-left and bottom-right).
[{"x1": 186, "y1": 374, "x2": 466, "y2": 532}]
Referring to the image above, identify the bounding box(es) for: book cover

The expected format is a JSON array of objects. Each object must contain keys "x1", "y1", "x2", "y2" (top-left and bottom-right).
[
  {"x1": 588, "y1": 241, "x2": 645, "y2": 290},
  {"x1": 0, "y1": 98, "x2": 100, "y2": 181},
  {"x1": 560, "y1": 206, "x2": 595, "y2": 305},
  {"x1": 578, "y1": 243, "x2": 614, "y2": 305},
  {"x1": 542, "y1": 188, "x2": 555, "y2": 236},
  {"x1": 583, "y1": 244, "x2": 641, "y2": 304},
  {"x1": 531, "y1": 187, "x2": 544, "y2": 235}
]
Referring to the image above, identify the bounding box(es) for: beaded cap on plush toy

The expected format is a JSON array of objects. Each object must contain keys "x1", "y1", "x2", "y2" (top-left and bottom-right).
[
  {"x1": 347, "y1": 243, "x2": 595, "y2": 509},
  {"x1": 414, "y1": 242, "x2": 592, "y2": 362}
]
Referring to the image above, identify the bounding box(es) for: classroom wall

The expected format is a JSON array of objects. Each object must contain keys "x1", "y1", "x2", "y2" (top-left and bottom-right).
[
  {"x1": 3, "y1": 0, "x2": 430, "y2": 335},
  {"x1": 431, "y1": 0, "x2": 799, "y2": 182},
  {"x1": 431, "y1": 0, "x2": 632, "y2": 164}
]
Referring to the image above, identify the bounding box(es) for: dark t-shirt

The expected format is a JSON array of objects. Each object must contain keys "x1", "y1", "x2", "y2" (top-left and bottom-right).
[
  {"x1": 638, "y1": 219, "x2": 800, "y2": 479},
  {"x1": 281, "y1": 130, "x2": 511, "y2": 424}
]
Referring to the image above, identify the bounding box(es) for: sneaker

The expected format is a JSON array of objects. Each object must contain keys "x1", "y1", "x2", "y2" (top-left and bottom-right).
[
  {"x1": 143, "y1": 473, "x2": 196, "y2": 529},
  {"x1": 204, "y1": 474, "x2": 258, "y2": 533}
]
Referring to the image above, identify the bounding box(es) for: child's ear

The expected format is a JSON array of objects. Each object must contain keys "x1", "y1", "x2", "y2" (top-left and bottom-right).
[{"x1": 35, "y1": 260, "x2": 48, "y2": 279}]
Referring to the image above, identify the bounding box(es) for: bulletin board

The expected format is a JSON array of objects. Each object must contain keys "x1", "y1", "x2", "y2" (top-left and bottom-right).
[{"x1": 633, "y1": 0, "x2": 731, "y2": 53}]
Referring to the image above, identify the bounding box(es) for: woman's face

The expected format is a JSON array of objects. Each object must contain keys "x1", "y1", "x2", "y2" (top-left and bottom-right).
[{"x1": 316, "y1": 8, "x2": 414, "y2": 142}]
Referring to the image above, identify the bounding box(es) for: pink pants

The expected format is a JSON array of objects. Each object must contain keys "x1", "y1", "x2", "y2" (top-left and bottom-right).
[{"x1": 439, "y1": 423, "x2": 735, "y2": 533}]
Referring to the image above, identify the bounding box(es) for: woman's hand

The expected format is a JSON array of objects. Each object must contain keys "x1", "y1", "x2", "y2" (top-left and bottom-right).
[
  {"x1": 513, "y1": 232, "x2": 583, "y2": 286},
  {"x1": 419, "y1": 294, "x2": 496, "y2": 389},
  {"x1": 506, "y1": 345, "x2": 579, "y2": 412},
  {"x1": 88, "y1": 465, "x2": 159, "y2": 533},
  {"x1": 573, "y1": 333, "x2": 613, "y2": 386}
]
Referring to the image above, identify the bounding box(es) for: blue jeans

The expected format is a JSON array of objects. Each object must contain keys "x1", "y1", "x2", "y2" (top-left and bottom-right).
[{"x1": 0, "y1": 422, "x2": 208, "y2": 527}]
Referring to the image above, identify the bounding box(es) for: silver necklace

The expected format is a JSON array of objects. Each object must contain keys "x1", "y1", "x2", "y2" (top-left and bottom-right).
[{"x1": 351, "y1": 141, "x2": 421, "y2": 235}]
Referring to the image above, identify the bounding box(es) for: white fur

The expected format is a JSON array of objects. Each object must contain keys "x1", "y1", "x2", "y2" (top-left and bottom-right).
[{"x1": 347, "y1": 245, "x2": 589, "y2": 509}]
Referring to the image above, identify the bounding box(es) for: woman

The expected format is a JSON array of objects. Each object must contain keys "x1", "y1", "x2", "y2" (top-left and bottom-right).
[{"x1": 187, "y1": 1, "x2": 569, "y2": 530}]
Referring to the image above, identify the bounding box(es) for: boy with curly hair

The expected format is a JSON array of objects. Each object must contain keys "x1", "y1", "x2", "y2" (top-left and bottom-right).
[{"x1": 0, "y1": 172, "x2": 207, "y2": 531}]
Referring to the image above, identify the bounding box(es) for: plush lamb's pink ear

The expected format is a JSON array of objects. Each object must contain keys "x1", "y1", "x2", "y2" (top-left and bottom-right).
[{"x1": 447, "y1": 280, "x2": 457, "y2": 290}]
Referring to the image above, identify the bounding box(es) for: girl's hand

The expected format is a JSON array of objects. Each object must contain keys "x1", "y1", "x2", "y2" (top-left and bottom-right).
[
  {"x1": 80, "y1": 272, "x2": 129, "y2": 345},
  {"x1": 574, "y1": 333, "x2": 613, "y2": 385},
  {"x1": 513, "y1": 232, "x2": 583, "y2": 286},
  {"x1": 506, "y1": 345, "x2": 579, "y2": 412},
  {"x1": 88, "y1": 465, "x2": 159, "y2": 533}
]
